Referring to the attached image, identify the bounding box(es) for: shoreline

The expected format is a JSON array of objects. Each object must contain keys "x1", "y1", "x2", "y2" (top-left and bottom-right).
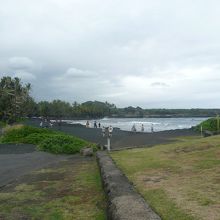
[{"x1": 57, "y1": 117, "x2": 206, "y2": 133}]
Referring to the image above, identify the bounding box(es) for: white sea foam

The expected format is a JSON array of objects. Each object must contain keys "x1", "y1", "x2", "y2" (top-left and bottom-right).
[{"x1": 62, "y1": 117, "x2": 208, "y2": 132}]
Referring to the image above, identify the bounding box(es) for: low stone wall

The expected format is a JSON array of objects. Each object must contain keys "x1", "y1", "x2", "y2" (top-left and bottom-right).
[{"x1": 96, "y1": 151, "x2": 161, "y2": 220}]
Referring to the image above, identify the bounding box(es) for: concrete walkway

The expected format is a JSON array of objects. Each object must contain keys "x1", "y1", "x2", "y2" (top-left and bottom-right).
[{"x1": 97, "y1": 151, "x2": 161, "y2": 220}]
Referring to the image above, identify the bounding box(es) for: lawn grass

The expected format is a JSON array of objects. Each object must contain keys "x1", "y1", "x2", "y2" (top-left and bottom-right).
[
  {"x1": 0, "y1": 158, "x2": 106, "y2": 220},
  {"x1": 111, "y1": 135, "x2": 220, "y2": 220}
]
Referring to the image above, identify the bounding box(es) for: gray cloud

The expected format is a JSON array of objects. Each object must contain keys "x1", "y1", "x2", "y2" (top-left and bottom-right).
[
  {"x1": 65, "y1": 68, "x2": 98, "y2": 78},
  {"x1": 151, "y1": 82, "x2": 169, "y2": 87},
  {"x1": 1, "y1": 0, "x2": 220, "y2": 107},
  {"x1": 9, "y1": 57, "x2": 34, "y2": 70},
  {"x1": 13, "y1": 71, "x2": 36, "y2": 81}
]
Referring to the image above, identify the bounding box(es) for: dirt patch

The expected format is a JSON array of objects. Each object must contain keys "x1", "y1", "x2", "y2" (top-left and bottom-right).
[
  {"x1": 142, "y1": 176, "x2": 167, "y2": 183},
  {"x1": 174, "y1": 143, "x2": 216, "y2": 153},
  {"x1": 26, "y1": 172, "x2": 65, "y2": 183}
]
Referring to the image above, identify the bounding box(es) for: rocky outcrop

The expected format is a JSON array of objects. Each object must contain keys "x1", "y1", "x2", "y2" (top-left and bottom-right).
[
  {"x1": 80, "y1": 147, "x2": 93, "y2": 156},
  {"x1": 96, "y1": 151, "x2": 161, "y2": 220}
]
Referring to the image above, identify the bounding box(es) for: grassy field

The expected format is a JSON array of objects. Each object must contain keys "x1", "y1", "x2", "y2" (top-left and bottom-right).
[
  {"x1": 111, "y1": 135, "x2": 220, "y2": 220},
  {"x1": 0, "y1": 157, "x2": 106, "y2": 220}
]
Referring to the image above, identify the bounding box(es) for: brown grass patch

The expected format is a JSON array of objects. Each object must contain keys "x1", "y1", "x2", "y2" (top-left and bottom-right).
[{"x1": 112, "y1": 135, "x2": 220, "y2": 220}]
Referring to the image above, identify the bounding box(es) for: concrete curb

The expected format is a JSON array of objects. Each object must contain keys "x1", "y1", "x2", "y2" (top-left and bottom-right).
[{"x1": 96, "y1": 151, "x2": 161, "y2": 220}]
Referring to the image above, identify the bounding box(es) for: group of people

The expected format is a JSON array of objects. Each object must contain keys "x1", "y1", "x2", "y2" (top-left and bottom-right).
[
  {"x1": 40, "y1": 119, "x2": 53, "y2": 128},
  {"x1": 85, "y1": 120, "x2": 155, "y2": 133},
  {"x1": 85, "y1": 120, "x2": 113, "y2": 137},
  {"x1": 85, "y1": 120, "x2": 101, "y2": 128},
  {"x1": 131, "y1": 123, "x2": 154, "y2": 133}
]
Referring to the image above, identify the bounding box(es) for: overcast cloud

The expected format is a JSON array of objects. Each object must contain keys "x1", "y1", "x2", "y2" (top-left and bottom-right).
[{"x1": 1, "y1": 0, "x2": 220, "y2": 108}]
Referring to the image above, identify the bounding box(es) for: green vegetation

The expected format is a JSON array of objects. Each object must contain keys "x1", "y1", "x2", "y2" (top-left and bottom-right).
[
  {"x1": 38, "y1": 135, "x2": 96, "y2": 154},
  {"x1": 29, "y1": 99, "x2": 220, "y2": 119},
  {"x1": 143, "y1": 189, "x2": 195, "y2": 220},
  {"x1": 1, "y1": 125, "x2": 54, "y2": 143},
  {"x1": 0, "y1": 76, "x2": 33, "y2": 123},
  {"x1": 36, "y1": 100, "x2": 117, "y2": 119},
  {"x1": 1, "y1": 76, "x2": 220, "y2": 121},
  {"x1": 195, "y1": 117, "x2": 220, "y2": 132},
  {"x1": 0, "y1": 158, "x2": 106, "y2": 220},
  {"x1": 0, "y1": 121, "x2": 6, "y2": 128},
  {"x1": 111, "y1": 135, "x2": 220, "y2": 220},
  {"x1": 1, "y1": 125, "x2": 96, "y2": 154},
  {"x1": 116, "y1": 107, "x2": 220, "y2": 118},
  {"x1": 23, "y1": 100, "x2": 220, "y2": 119}
]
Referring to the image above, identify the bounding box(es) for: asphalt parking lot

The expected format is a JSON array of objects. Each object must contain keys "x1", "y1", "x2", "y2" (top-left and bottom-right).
[{"x1": 0, "y1": 144, "x2": 70, "y2": 187}]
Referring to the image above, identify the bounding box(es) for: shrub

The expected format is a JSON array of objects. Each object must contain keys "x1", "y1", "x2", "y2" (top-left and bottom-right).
[
  {"x1": 22, "y1": 133, "x2": 57, "y2": 145},
  {"x1": 1, "y1": 125, "x2": 97, "y2": 154},
  {"x1": 0, "y1": 121, "x2": 7, "y2": 128},
  {"x1": 1, "y1": 125, "x2": 55, "y2": 143},
  {"x1": 195, "y1": 118, "x2": 220, "y2": 132},
  {"x1": 38, "y1": 135, "x2": 89, "y2": 154}
]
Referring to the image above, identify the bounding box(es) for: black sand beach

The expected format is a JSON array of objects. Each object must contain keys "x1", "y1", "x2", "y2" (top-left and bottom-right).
[{"x1": 26, "y1": 119, "x2": 199, "y2": 150}]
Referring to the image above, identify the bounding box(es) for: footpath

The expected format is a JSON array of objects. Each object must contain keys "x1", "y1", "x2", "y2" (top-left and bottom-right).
[{"x1": 97, "y1": 151, "x2": 161, "y2": 220}]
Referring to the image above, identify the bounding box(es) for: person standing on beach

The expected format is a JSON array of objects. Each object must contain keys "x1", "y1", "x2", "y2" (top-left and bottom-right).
[
  {"x1": 151, "y1": 124, "x2": 154, "y2": 133},
  {"x1": 131, "y1": 124, "x2": 136, "y2": 132},
  {"x1": 141, "y1": 124, "x2": 144, "y2": 132},
  {"x1": 86, "y1": 121, "x2": 89, "y2": 128},
  {"x1": 94, "y1": 121, "x2": 97, "y2": 128},
  {"x1": 98, "y1": 122, "x2": 101, "y2": 128}
]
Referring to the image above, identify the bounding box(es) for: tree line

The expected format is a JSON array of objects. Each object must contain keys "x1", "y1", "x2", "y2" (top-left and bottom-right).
[
  {"x1": 1, "y1": 76, "x2": 220, "y2": 123},
  {"x1": 0, "y1": 76, "x2": 118, "y2": 122}
]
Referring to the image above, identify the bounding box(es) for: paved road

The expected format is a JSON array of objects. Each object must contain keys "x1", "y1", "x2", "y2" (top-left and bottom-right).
[{"x1": 0, "y1": 144, "x2": 70, "y2": 188}]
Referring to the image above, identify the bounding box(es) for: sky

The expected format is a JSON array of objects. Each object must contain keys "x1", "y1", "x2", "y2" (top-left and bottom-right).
[{"x1": 0, "y1": 0, "x2": 220, "y2": 108}]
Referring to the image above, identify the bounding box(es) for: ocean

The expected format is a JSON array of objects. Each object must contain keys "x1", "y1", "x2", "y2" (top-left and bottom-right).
[{"x1": 62, "y1": 117, "x2": 208, "y2": 132}]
